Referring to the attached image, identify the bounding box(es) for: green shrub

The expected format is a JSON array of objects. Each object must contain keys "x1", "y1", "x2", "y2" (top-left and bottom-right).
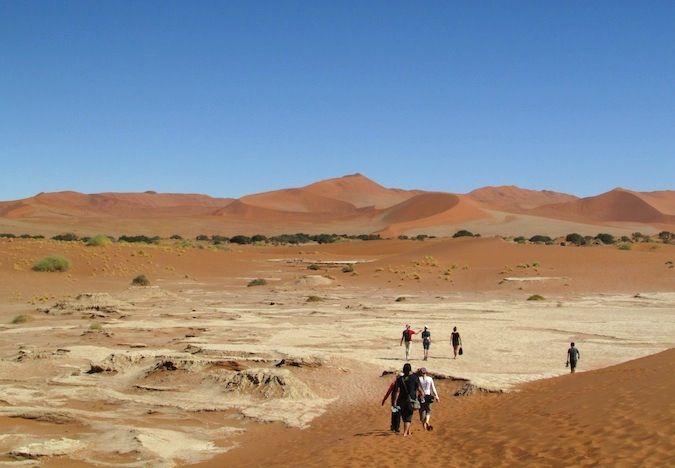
[
  {"x1": 11, "y1": 314, "x2": 28, "y2": 324},
  {"x1": 514, "y1": 236, "x2": 526, "y2": 244},
  {"x1": 341, "y1": 264, "x2": 354, "y2": 273},
  {"x1": 595, "y1": 233, "x2": 616, "y2": 245},
  {"x1": 307, "y1": 264, "x2": 321, "y2": 271},
  {"x1": 398, "y1": 235, "x2": 409, "y2": 240},
  {"x1": 170, "y1": 234, "x2": 183, "y2": 240},
  {"x1": 306, "y1": 295, "x2": 323, "y2": 302},
  {"x1": 617, "y1": 243, "x2": 632, "y2": 251},
  {"x1": 86, "y1": 234, "x2": 112, "y2": 247},
  {"x1": 395, "y1": 296, "x2": 406, "y2": 302},
  {"x1": 230, "y1": 235, "x2": 252, "y2": 245},
  {"x1": 453, "y1": 230, "x2": 474, "y2": 238},
  {"x1": 0, "y1": 233, "x2": 16, "y2": 238},
  {"x1": 195, "y1": 234, "x2": 210, "y2": 241},
  {"x1": 529, "y1": 235, "x2": 552, "y2": 244},
  {"x1": 659, "y1": 231, "x2": 673, "y2": 243},
  {"x1": 32, "y1": 255, "x2": 71, "y2": 272},
  {"x1": 565, "y1": 233, "x2": 585, "y2": 246},
  {"x1": 527, "y1": 294, "x2": 545, "y2": 301},
  {"x1": 131, "y1": 274, "x2": 150, "y2": 286},
  {"x1": 52, "y1": 233, "x2": 79, "y2": 242},
  {"x1": 247, "y1": 278, "x2": 267, "y2": 287},
  {"x1": 118, "y1": 235, "x2": 159, "y2": 244}
]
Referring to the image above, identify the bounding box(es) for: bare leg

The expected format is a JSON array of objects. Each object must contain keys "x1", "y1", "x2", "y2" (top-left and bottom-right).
[{"x1": 403, "y1": 421, "x2": 412, "y2": 436}]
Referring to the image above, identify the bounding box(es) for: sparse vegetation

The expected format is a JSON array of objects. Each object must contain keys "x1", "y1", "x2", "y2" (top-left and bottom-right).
[
  {"x1": 170, "y1": 234, "x2": 183, "y2": 240},
  {"x1": 565, "y1": 233, "x2": 585, "y2": 246},
  {"x1": 527, "y1": 294, "x2": 545, "y2": 301},
  {"x1": 529, "y1": 235, "x2": 552, "y2": 244},
  {"x1": 195, "y1": 234, "x2": 210, "y2": 241},
  {"x1": 32, "y1": 255, "x2": 71, "y2": 272},
  {"x1": 659, "y1": 231, "x2": 673, "y2": 243},
  {"x1": 307, "y1": 264, "x2": 321, "y2": 271},
  {"x1": 453, "y1": 230, "x2": 475, "y2": 238},
  {"x1": 395, "y1": 296, "x2": 406, "y2": 302},
  {"x1": 118, "y1": 235, "x2": 159, "y2": 244},
  {"x1": 52, "y1": 233, "x2": 79, "y2": 242},
  {"x1": 131, "y1": 274, "x2": 150, "y2": 286},
  {"x1": 514, "y1": 236, "x2": 526, "y2": 244},
  {"x1": 398, "y1": 235, "x2": 409, "y2": 240},
  {"x1": 86, "y1": 234, "x2": 112, "y2": 247},
  {"x1": 247, "y1": 278, "x2": 267, "y2": 287},
  {"x1": 230, "y1": 235, "x2": 252, "y2": 245},
  {"x1": 11, "y1": 314, "x2": 28, "y2": 324},
  {"x1": 618, "y1": 243, "x2": 632, "y2": 251},
  {"x1": 0, "y1": 233, "x2": 17, "y2": 238},
  {"x1": 89, "y1": 322, "x2": 103, "y2": 331},
  {"x1": 595, "y1": 233, "x2": 616, "y2": 245},
  {"x1": 341, "y1": 264, "x2": 354, "y2": 273},
  {"x1": 306, "y1": 295, "x2": 323, "y2": 302},
  {"x1": 251, "y1": 234, "x2": 267, "y2": 243}
]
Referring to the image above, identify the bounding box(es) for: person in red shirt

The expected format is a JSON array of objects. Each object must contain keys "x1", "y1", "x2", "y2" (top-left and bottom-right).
[{"x1": 400, "y1": 324, "x2": 421, "y2": 361}]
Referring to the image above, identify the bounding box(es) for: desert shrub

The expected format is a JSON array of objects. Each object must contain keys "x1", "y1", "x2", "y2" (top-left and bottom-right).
[
  {"x1": 86, "y1": 234, "x2": 112, "y2": 247},
  {"x1": 247, "y1": 278, "x2": 267, "y2": 287},
  {"x1": 620, "y1": 236, "x2": 631, "y2": 243},
  {"x1": 211, "y1": 235, "x2": 229, "y2": 244},
  {"x1": 527, "y1": 294, "x2": 545, "y2": 301},
  {"x1": 595, "y1": 233, "x2": 616, "y2": 245},
  {"x1": 453, "y1": 230, "x2": 474, "y2": 238},
  {"x1": 251, "y1": 234, "x2": 267, "y2": 243},
  {"x1": 355, "y1": 234, "x2": 381, "y2": 241},
  {"x1": 306, "y1": 295, "x2": 323, "y2": 302},
  {"x1": 0, "y1": 233, "x2": 16, "y2": 238},
  {"x1": 131, "y1": 274, "x2": 150, "y2": 286},
  {"x1": 658, "y1": 231, "x2": 673, "y2": 243},
  {"x1": 170, "y1": 234, "x2": 183, "y2": 240},
  {"x1": 395, "y1": 296, "x2": 406, "y2": 302},
  {"x1": 52, "y1": 233, "x2": 79, "y2": 242},
  {"x1": 631, "y1": 232, "x2": 647, "y2": 242},
  {"x1": 307, "y1": 264, "x2": 321, "y2": 271},
  {"x1": 341, "y1": 264, "x2": 354, "y2": 273},
  {"x1": 11, "y1": 314, "x2": 28, "y2": 324},
  {"x1": 312, "y1": 234, "x2": 339, "y2": 244},
  {"x1": 416, "y1": 234, "x2": 428, "y2": 241},
  {"x1": 195, "y1": 234, "x2": 210, "y2": 241},
  {"x1": 617, "y1": 243, "x2": 632, "y2": 251},
  {"x1": 118, "y1": 235, "x2": 159, "y2": 244},
  {"x1": 565, "y1": 233, "x2": 585, "y2": 246},
  {"x1": 514, "y1": 236, "x2": 526, "y2": 244},
  {"x1": 230, "y1": 235, "x2": 252, "y2": 245},
  {"x1": 89, "y1": 322, "x2": 103, "y2": 331},
  {"x1": 32, "y1": 255, "x2": 71, "y2": 272},
  {"x1": 398, "y1": 235, "x2": 409, "y2": 240},
  {"x1": 529, "y1": 235, "x2": 552, "y2": 244}
]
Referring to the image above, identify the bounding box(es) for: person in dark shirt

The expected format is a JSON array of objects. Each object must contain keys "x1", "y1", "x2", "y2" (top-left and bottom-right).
[
  {"x1": 421, "y1": 326, "x2": 431, "y2": 361},
  {"x1": 450, "y1": 326, "x2": 462, "y2": 359},
  {"x1": 391, "y1": 363, "x2": 423, "y2": 437},
  {"x1": 567, "y1": 342, "x2": 581, "y2": 373}
]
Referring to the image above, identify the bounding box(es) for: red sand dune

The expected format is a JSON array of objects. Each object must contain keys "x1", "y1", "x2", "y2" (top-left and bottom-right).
[
  {"x1": 530, "y1": 188, "x2": 675, "y2": 224},
  {"x1": 0, "y1": 175, "x2": 673, "y2": 236},
  {"x1": 468, "y1": 185, "x2": 579, "y2": 210},
  {"x1": 303, "y1": 173, "x2": 418, "y2": 209}
]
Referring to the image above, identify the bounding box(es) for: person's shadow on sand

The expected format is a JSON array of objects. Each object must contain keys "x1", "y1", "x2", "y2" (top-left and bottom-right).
[{"x1": 354, "y1": 430, "x2": 396, "y2": 437}]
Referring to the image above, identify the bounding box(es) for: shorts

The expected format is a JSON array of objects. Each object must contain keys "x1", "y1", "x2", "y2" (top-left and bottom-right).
[
  {"x1": 570, "y1": 359, "x2": 577, "y2": 370},
  {"x1": 420, "y1": 395, "x2": 434, "y2": 414},
  {"x1": 423, "y1": 339, "x2": 430, "y2": 350},
  {"x1": 399, "y1": 401, "x2": 414, "y2": 423}
]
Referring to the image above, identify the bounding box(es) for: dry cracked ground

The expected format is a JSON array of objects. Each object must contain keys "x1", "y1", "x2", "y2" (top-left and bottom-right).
[{"x1": 1, "y1": 277, "x2": 674, "y2": 466}]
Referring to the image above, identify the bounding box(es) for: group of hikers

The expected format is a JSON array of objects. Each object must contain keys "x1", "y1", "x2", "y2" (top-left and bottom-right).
[{"x1": 385, "y1": 323, "x2": 582, "y2": 436}]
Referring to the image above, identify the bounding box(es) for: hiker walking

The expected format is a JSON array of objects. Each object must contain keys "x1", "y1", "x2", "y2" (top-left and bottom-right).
[
  {"x1": 400, "y1": 324, "x2": 420, "y2": 361},
  {"x1": 566, "y1": 342, "x2": 580, "y2": 373},
  {"x1": 450, "y1": 326, "x2": 462, "y2": 359},
  {"x1": 421, "y1": 326, "x2": 431, "y2": 361},
  {"x1": 391, "y1": 363, "x2": 423, "y2": 437},
  {"x1": 417, "y1": 367, "x2": 439, "y2": 431},
  {"x1": 381, "y1": 372, "x2": 403, "y2": 432}
]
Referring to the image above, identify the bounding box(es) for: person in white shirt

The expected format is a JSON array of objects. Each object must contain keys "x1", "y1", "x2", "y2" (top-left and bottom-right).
[{"x1": 417, "y1": 367, "x2": 440, "y2": 431}]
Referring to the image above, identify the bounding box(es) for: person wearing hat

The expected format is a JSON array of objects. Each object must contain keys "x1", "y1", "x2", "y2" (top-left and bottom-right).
[
  {"x1": 421, "y1": 326, "x2": 431, "y2": 361},
  {"x1": 417, "y1": 367, "x2": 439, "y2": 431}
]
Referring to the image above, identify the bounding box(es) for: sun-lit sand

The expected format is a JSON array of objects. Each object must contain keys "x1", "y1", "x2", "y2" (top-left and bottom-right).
[{"x1": 1, "y1": 236, "x2": 674, "y2": 465}]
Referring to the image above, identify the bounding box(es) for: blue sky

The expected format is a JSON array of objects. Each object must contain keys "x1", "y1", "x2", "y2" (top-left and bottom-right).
[{"x1": 1, "y1": 1, "x2": 673, "y2": 200}]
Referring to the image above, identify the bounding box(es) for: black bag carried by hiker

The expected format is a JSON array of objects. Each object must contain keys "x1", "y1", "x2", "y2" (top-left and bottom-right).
[
  {"x1": 459, "y1": 346, "x2": 464, "y2": 356},
  {"x1": 390, "y1": 405, "x2": 401, "y2": 432}
]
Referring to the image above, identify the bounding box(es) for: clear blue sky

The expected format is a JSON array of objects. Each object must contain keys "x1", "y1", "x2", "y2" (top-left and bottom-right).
[{"x1": 1, "y1": 1, "x2": 674, "y2": 200}]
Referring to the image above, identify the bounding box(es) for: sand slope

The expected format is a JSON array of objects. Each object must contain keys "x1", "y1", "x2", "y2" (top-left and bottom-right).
[{"x1": 1, "y1": 175, "x2": 674, "y2": 237}]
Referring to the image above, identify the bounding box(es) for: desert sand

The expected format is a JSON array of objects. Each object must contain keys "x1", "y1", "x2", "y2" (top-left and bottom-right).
[
  {"x1": 2, "y1": 174, "x2": 674, "y2": 237},
  {"x1": 0, "y1": 236, "x2": 674, "y2": 466}
]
